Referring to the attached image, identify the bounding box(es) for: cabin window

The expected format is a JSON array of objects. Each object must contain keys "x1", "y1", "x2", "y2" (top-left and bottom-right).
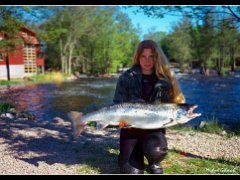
[{"x1": 24, "y1": 44, "x2": 37, "y2": 73}]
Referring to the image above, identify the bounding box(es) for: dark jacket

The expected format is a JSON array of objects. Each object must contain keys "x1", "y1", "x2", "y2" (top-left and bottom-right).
[{"x1": 113, "y1": 65, "x2": 172, "y2": 104}]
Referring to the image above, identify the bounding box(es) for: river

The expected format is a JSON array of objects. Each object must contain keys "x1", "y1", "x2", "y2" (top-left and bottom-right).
[{"x1": 1, "y1": 74, "x2": 240, "y2": 126}]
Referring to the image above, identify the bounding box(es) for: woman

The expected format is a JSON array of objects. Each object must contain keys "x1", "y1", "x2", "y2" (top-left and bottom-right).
[{"x1": 113, "y1": 40, "x2": 185, "y2": 174}]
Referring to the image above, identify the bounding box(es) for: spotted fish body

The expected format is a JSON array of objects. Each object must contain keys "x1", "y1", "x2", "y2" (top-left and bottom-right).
[{"x1": 68, "y1": 103, "x2": 201, "y2": 137}]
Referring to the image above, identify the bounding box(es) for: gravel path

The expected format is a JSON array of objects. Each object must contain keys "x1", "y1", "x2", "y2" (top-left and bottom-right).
[
  {"x1": 166, "y1": 130, "x2": 240, "y2": 162},
  {"x1": 0, "y1": 117, "x2": 239, "y2": 174},
  {"x1": 0, "y1": 118, "x2": 80, "y2": 174}
]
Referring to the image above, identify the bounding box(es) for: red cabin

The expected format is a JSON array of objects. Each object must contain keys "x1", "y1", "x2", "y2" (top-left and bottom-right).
[{"x1": 0, "y1": 27, "x2": 45, "y2": 79}]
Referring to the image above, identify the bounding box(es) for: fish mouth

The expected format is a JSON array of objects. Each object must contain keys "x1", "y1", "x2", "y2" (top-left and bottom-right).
[{"x1": 188, "y1": 105, "x2": 201, "y2": 118}]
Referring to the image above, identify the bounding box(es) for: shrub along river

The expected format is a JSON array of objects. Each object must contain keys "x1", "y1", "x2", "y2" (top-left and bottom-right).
[{"x1": 1, "y1": 73, "x2": 240, "y2": 126}]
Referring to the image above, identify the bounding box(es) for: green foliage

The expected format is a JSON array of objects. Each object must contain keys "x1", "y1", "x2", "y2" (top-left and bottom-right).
[
  {"x1": 229, "y1": 123, "x2": 240, "y2": 136},
  {"x1": 206, "y1": 59, "x2": 215, "y2": 69},
  {"x1": 163, "y1": 15, "x2": 193, "y2": 72},
  {"x1": 164, "y1": 150, "x2": 240, "y2": 174},
  {"x1": 0, "y1": 80, "x2": 21, "y2": 85},
  {"x1": 144, "y1": 31, "x2": 167, "y2": 45},
  {"x1": 200, "y1": 120, "x2": 225, "y2": 135},
  {"x1": 220, "y1": 67, "x2": 228, "y2": 76},
  {"x1": 6, "y1": 6, "x2": 238, "y2": 75},
  {"x1": 170, "y1": 118, "x2": 240, "y2": 137},
  {"x1": 31, "y1": 72, "x2": 67, "y2": 83},
  {"x1": 0, "y1": 7, "x2": 26, "y2": 47},
  {"x1": 109, "y1": 59, "x2": 122, "y2": 73},
  {"x1": 141, "y1": 6, "x2": 240, "y2": 74},
  {"x1": 180, "y1": 63, "x2": 190, "y2": 72},
  {"x1": 39, "y1": 7, "x2": 140, "y2": 74},
  {"x1": 0, "y1": 102, "x2": 14, "y2": 112},
  {"x1": 0, "y1": 73, "x2": 69, "y2": 85},
  {"x1": 191, "y1": 116, "x2": 228, "y2": 136}
]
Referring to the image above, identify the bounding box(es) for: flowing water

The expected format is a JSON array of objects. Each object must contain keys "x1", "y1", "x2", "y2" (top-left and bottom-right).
[{"x1": 1, "y1": 74, "x2": 240, "y2": 126}]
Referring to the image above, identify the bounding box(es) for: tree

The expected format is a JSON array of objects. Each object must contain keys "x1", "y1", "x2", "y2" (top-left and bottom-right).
[
  {"x1": 40, "y1": 6, "x2": 141, "y2": 75},
  {"x1": 111, "y1": 11, "x2": 140, "y2": 72},
  {"x1": 143, "y1": 30, "x2": 167, "y2": 46},
  {"x1": 40, "y1": 6, "x2": 96, "y2": 75},
  {"x1": 189, "y1": 12, "x2": 216, "y2": 75},
  {"x1": 0, "y1": 7, "x2": 25, "y2": 80},
  {"x1": 136, "y1": 6, "x2": 240, "y2": 25},
  {"x1": 0, "y1": 6, "x2": 48, "y2": 80},
  {"x1": 164, "y1": 14, "x2": 193, "y2": 71},
  {"x1": 136, "y1": 6, "x2": 240, "y2": 75}
]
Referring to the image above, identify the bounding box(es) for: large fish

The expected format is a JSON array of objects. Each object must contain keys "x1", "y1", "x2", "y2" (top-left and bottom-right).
[{"x1": 68, "y1": 103, "x2": 201, "y2": 138}]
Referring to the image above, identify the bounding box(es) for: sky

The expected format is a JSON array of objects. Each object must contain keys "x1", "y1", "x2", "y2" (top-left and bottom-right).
[{"x1": 119, "y1": 6, "x2": 181, "y2": 37}]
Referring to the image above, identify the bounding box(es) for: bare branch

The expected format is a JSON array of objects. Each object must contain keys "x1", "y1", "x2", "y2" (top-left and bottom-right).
[{"x1": 227, "y1": 6, "x2": 240, "y2": 21}]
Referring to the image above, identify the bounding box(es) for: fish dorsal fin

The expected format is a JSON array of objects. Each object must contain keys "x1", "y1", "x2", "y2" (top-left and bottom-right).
[{"x1": 96, "y1": 122, "x2": 109, "y2": 130}]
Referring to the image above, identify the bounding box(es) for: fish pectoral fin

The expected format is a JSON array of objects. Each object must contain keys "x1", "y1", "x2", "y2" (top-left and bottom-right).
[
  {"x1": 162, "y1": 118, "x2": 175, "y2": 127},
  {"x1": 119, "y1": 120, "x2": 129, "y2": 128},
  {"x1": 96, "y1": 122, "x2": 109, "y2": 130}
]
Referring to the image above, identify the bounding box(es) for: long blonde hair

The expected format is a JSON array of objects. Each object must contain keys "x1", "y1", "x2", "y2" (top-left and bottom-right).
[{"x1": 133, "y1": 40, "x2": 185, "y2": 103}]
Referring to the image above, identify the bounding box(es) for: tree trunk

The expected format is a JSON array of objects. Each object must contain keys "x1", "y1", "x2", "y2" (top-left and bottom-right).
[
  {"x1": 60, "y1": 38, "x2": 70, "y2": 74},
  {"x1": 89, "y1": 46, "x2": 94, "y2": 74},
  {"x1": 68, "y1": 40, "x2": 76, "y2": 75},
  {"x1": 59, "y1": 39, "x2": 65, "y2": 73},
  {"x1": 5, "y1": 47, "x2": 10, "y2": 81},
  {"x1": 82, "y1": 52, "x2": 87, "y2": 73},
  {"x1": 68, "y1": 46, "x2": 73, "y2": 75},
  {"x1": 230, "y1": 44, "x2": 235, "y2": 72},
  {"x1": 217, "y1": 55, "x2": 221, "y2": 75},
  {"x1": 218, "y1": 45, "x2": 224, "y2": 76}
]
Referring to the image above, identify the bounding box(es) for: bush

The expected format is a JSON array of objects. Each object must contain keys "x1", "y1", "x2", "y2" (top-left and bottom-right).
[
  {"x1": 199, "y1": 118, "x2": 225, "y2": 135},
  {"x1": 32, "y1": 72, "x2": 66, "y2": 83},
  {"x1": 0, "y1": 102, "x2": 14, "y2": 112},
  {"x1": 0, "y1": 80, "x2": 21, "y2": 85},
  {"x1": 220, "y1": 67, "x2": 228, "y2": 76}
]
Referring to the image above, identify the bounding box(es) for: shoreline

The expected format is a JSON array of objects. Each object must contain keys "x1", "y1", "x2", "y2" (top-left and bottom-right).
[
  {"x1": 0, "y1": 115, "x2": 240, "y2": 174},
  {"x1": 0, "y1": 70, "x2": 239, "y2": 92},
  {"x1": 1, "y1": 68, "x2": 240, "y2": 86}
]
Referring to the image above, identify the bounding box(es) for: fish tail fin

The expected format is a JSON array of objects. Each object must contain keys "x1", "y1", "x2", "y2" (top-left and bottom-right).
[{"x1": 68, "y1": 111, "x2": 85, "y2": 138}]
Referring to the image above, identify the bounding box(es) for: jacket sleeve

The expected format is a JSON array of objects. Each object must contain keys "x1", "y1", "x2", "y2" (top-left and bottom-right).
[{"x1": 113, "y1": 75, "x2": 129, "y2": 104}]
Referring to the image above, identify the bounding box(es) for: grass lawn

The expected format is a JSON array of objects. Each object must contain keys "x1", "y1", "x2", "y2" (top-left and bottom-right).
[
  {"x1": 74, "y1": 143, "x2": 240, "y2": 174},
  {"x1": 0, "y1": 72, "x2": 68, "y2": 86}
]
